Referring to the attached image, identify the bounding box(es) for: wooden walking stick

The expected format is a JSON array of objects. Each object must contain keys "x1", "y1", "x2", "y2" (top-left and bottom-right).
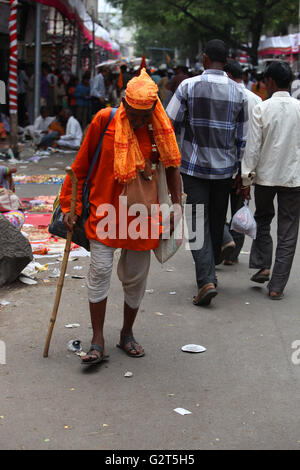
[{"x1": 43, "y1": 167, "x2": 78, "y2": 358}]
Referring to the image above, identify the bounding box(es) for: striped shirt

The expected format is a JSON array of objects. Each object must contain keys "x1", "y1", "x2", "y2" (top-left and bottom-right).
[{"x1": 167, "y1": 69, "x2": 248, "y2": 179}]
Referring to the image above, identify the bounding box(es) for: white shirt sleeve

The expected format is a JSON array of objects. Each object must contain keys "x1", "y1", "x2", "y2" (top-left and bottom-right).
[{"x1": 241, "y1": 103, "x2": 263, "y2": 184}]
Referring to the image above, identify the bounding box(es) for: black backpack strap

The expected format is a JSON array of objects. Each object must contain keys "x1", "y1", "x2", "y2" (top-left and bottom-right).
[{"x1": 85, "y1": 107, "x2": 117, "y2": 184}]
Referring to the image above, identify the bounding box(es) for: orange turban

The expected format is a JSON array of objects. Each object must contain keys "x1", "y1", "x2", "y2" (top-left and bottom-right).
[
  {"x1": 114, "y1": 69, "x2": 181, "y2": 183},
  {"x1": 125, "y1": 68, "x2": 158, "y2": 109}
]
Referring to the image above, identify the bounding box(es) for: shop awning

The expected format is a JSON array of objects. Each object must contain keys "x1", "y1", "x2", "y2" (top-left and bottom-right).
[{"x1": 32, "y1": 0, "x2": 120, "y2": 56}]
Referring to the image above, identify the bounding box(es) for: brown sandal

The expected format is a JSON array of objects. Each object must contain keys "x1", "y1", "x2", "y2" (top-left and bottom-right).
[{"x1": 193, "y1": 283, "x2": 218, "y2": 306}]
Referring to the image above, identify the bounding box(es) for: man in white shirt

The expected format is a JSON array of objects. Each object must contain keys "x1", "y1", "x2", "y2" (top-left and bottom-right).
[
  {"x1": 291, "y1": 75, "x2": 300, "y2": 100},
  {"x1": 242, "y1": 61, "x2": 300, "y2": 300},
  {"x1": 242, "y1": 69, "x2": 254, "y2": 91},
  {"x1": 57, "y1": 108, "x2": 82, "y2": 150},
  {"x1": 221, "y1": 60, "x2": 262, "y2": 265},
  {"x1": 90, "y1": 66, "x2": 109, "y2": 116},
  {"x1": 24, "y1": 106, "x2": 55, "y2": 145}
]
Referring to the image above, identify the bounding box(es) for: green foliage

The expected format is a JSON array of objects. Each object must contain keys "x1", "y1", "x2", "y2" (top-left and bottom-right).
[{"x1": 108, "y1": 0, "x2": 298, "y2": 64}]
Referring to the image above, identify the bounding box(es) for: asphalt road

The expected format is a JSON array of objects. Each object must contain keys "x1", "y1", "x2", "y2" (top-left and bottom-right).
[{"x1": 1, "y1": 150, "x2": 300, "y2": 450}]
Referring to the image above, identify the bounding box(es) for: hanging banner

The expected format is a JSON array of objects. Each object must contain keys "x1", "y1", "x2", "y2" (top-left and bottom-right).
[
  {"x1": 258, "y1": 32, "x2": 300, "y2": 57},
  {"x1": 32, "y1": 0, "x2": 120, "y2": 56}
]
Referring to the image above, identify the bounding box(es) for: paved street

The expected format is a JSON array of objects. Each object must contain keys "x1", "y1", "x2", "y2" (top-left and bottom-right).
[{"x1": 1, "y1": 151, "x2": 300, "y2": 450}]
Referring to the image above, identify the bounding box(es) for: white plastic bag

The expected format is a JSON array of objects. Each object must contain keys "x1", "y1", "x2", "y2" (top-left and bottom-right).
[
  {"x1": 230, "y1": 202, "x2": 257, "y2": 239},
  {"x1": 153, "y1": 162, "x2": 183, "y2": 263}
]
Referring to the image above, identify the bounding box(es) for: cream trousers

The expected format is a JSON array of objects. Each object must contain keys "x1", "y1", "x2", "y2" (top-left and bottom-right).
[{"x1": 87, "y1": 240, "x2": 151, "y2": 309}]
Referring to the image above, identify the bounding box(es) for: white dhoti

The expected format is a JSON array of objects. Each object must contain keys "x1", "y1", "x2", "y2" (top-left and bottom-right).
[
  {"x1": 56, "y1": 139, "x2": 81, "y2": 150},
  {"x1": 87, "y1": 240, "x2": 151, "y2": 309}
]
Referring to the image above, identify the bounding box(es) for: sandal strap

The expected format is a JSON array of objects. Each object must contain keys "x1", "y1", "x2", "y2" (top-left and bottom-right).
[
  {"x1": 88, "y1": 344, "x2": 104, "y2": 357},
  {"x1": 121, "y1": 335, "x2": 137, "y2": 352}
]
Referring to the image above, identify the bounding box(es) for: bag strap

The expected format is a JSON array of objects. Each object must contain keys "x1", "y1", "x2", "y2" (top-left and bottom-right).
[{"x1": 85, "y1": 107, "x2": 117, "y2": 184}]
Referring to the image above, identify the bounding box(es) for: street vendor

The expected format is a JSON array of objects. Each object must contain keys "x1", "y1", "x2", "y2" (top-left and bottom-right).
[
  {"x1": 0, "y1": 165, "x2": 24, "y2": 230},
  {"x1": 0, "y1": 164, "x2": 17, "y2": 190},
  {"x1": 60, "y1": 69, "x2": 182, "y2": 365}
]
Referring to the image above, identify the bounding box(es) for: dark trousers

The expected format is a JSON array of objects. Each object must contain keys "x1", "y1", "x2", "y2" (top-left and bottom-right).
[
  {"x1": 250, "y1": 184, "x2": 300, "y2": 294},
  {"x1": 38, "y1": 131, "x2": 59, "y2": 149},
  {"x1": 223, "y1": 182, "x2": 245, "y2": 260},
  {"x1": 182, "y1": 173, "x2": 232, "y2": 289}
]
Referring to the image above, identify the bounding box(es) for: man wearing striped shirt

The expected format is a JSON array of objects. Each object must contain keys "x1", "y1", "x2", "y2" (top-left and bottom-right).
[{"x1": 167, "y1": 39, "x2": 248, "y2": 306}]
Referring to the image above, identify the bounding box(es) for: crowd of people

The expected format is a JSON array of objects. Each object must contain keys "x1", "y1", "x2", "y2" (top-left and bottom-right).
[
  {"x1": 57, "y1": 41, "x2": 300, "y2": 365},
  {"x1": 0, "y1": 57, "x2": 274, "y2": 150},
  {"x1": 1, "y1": 42, "x2": 299, "y2": 365}
]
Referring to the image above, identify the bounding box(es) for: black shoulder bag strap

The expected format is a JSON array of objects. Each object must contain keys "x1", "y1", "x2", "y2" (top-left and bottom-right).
[{"x1": 85, "y1": 107, "x2": 117, "y2": 186}]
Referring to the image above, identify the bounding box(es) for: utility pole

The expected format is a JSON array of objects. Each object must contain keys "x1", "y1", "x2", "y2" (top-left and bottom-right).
[
  {"x1": 33, "y1": 2, "x2": 42, "y2": 121},
  {"x1": 92, "y1": 9, "x2": 96, "y2": 77},
  {"x1": 9, "y1": 0, "x2": 18, "y2": 159}
]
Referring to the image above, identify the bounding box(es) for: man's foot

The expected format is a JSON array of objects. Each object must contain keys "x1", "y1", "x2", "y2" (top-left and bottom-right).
[
  {"x1": 81, "y1": 343, "x2": 109, "y2": 365},
  {"x1": 251, "y1": 268, "x2": 270, "y2": 284},
  {"x1": 269, "y1": 290, "x2": 284, "y2": 300},
  {"x1": 117, "y1": 334, "x2": 145, "y2": 357},
  {"x1": 216, "y1": 241, "x2": 236, "y2": 265},
  {"x1": 193, "y1": 283, "x2": 218, "y2": 306},
  {"x1": 224, "y1": 257, "x2": 238, "y2": 266}
]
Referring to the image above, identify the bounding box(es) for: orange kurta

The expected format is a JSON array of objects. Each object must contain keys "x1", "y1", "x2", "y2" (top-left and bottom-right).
[{"x1": 60, "y1": 107, "x2": 160, "y2": 251}]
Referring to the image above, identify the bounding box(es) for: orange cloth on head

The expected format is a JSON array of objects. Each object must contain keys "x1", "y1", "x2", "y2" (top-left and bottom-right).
[
  {"x1": 125, "y1": 68, "x2": 158, "y2": 110},
  {"x1": 114, "y1": 68, "x2": 181, "y2": 183}
]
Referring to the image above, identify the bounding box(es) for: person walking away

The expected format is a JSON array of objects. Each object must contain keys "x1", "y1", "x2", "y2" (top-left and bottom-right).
[
  {"x1": 74, "y1": 73, "x2": 90, "y2": 129},
  {"x1": 41, "y1": 63, "x2": 50, "y2": 107},
  {"x1": 242, "y1": 69, "x2": 254, "y2": 91},
  {"x1": 26, "y1": 65, "x2": 35, "y2": 124},
  {"x1": 158, "y1": 69, "x2": 169, "y2": 106},
  {"x1": 242, "y1": 61, "x2": 300, "y2": 300},
  {"x1": 17, "y1": 62, "x2": 28, "y2": 127},
  {"x1": 167, "y1": 66, "x2": 189, "y2": 96},
  {"x1": 90, "y1": 66, "x2": 109, "y2": 116},
  {"x1": 66, "y1": 76, "x2": 78, "y2": 117},
  {"x1": 167, "y1": 39, "x2": 248, "y2": 306},
  {"x1": 53, "y1": 76, "x2": 66, "y2": 115},
  {"x1": 56, "y1": 108, "x2": 82, "y2": 150},
  {"x1": 221, "y1": 60, "x2": 262, "y2": 265},
  {"x1": 60, "y1": 69, "x2": 182, "y2": 364}
]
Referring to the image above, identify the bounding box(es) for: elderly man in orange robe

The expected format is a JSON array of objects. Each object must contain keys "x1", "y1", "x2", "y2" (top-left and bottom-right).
[{"x1": 60, "y1": 69, "x2": 182, "y2": 365}]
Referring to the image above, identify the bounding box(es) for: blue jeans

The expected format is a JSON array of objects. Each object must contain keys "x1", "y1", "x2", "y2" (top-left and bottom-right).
[
  {"x1": 38, "y1": 131, "x2": 59, "y2": 148},
  {"x1": 182, "y1": 173, "x2": 232, "y2": 289}
]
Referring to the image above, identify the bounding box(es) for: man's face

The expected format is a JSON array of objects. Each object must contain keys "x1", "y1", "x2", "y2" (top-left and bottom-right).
[
  {"x1": 59, "y1": 110, "x2": 69, "y2": 124},
  {"x1": 41, "y1": 110, "x2": 49, "y2": 119},
  {"x1": 122, "y1": 99, "x2": 157, "y2": 130}
]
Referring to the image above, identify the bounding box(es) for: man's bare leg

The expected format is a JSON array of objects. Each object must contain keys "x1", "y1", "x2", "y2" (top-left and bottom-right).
[
  {"x1": 119, "y1": 302, "x2": 144, "y2": 356},
  {"x1": 82, "y1": 298, "x2": 107, "y2": 362}
]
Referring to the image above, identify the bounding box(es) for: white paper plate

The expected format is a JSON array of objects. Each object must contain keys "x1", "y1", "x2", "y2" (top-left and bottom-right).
[{"x1": 181, "y1": 344, "x2": 206, "y2": 353}]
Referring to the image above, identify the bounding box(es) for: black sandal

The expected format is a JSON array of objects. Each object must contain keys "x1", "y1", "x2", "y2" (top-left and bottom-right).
[
  {"x1": 251, "y1": 269, "x2": 270, "y2": 284},
  {"x1": 117, "y1": 335, "x2": 145, "y2": 358},
  {"x1": 81, "y1": 344, "x2": 109, "y2": 365}
]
